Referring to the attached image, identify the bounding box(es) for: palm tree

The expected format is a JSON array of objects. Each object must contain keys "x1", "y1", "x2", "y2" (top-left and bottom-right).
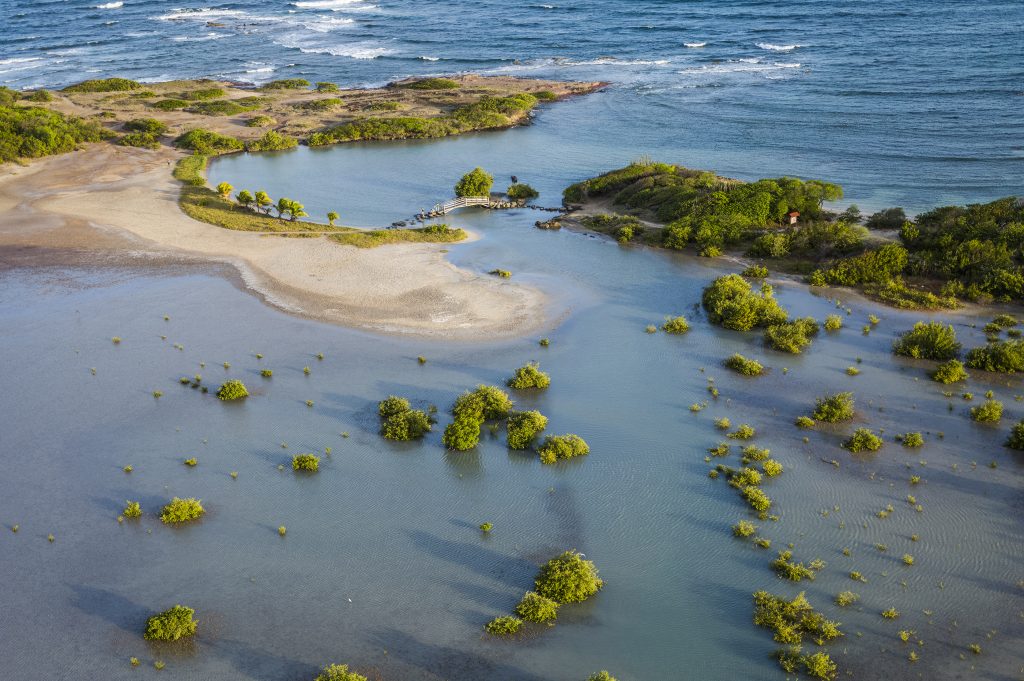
[
  {"x1": 236, "y1": 190, "x2": 254, "y2": 210},
  {"x1": 275, "y1": 197, "x2": 291, "y2": 220},
  {"x1": 289, "y1": 201, "x2": 308, "y2": 221},
  {"x1": 216, "y1": 182, "x2": 233, "y2": 200},
  {"x1": 327, "y1": 211, "x2": 339, "y2": 227},
  {"x1": 254, "y1": 191, "x2": 272, "y2": 215}
]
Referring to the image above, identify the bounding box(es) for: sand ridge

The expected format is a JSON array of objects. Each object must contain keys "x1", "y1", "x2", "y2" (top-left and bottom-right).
[{"x1": 0, "y1": 144, "x2": 549, "y2": 340}]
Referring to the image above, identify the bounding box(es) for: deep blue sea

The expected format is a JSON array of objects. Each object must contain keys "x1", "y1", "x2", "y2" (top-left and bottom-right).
[{"x1": 3, "y1": 0, "x2": 1023, "y2": 210}]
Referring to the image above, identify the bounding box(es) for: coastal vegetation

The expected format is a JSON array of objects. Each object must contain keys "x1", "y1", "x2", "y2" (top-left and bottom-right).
[
  {"x1": 0, "y1": 99, "x2": 109, "y2": 163},
  {"x1": 507, "y1": 410, "x2": 548, "y2": 449},
  {"x1": 216, "y1": 379, "x2": 248, "y2": 400},
  {"x1": 292, "y1": 454, "x2": 320, "y2": 472},
  {"x1": 485, "y1": 616, "x2": 522, "y2": 636},
  {"x1": 752, "y1": 590, "x2": 840, "y2": 679},
  {"x1": 662, "y1": 315, "x2": 690, "y2": 333},
  {"x1": 515, "y1": 591, "x2": 559, "y2": 623},
  {"x1": 965, "y1": 340, "x2": 1024, "y2": 373},
  {"x1": 378, "y1": 395, "x2": 431, "y2": 441},
  {"x1": 313, "y1": 664, "x2": 367, "y2": 681},
  {"x1": 892, "y1": 322, "x2": 961, "y2": 360},
  {"x1": 455, "y1": 167, "x2": 493, "y2": 198},
  {"x1": 843, "y1": 428, "x2": 883, "y2": 452},
  {"x1": 507, "y1": 362, "x2": 550, "y2": 389},
  {"x1": 764, "y1": 318, "x2": 818, "y2": 354},
  {"x1": 812, "y1": 392, "x2": 854, "y2": 423},
  {"x1": 724, "y1": 354, "x2": 764, "y2": 376},
  {"x1": 160, "y1": 497, "x2": 205, "y2": 524},
  {"x1": 144, "y1": 605, "x2": 197, "y2": 641},
  {"x1": 534, "y1": 550, "x2": 603, "y2": 603},
  {"x1": 702, "y1": 274, "x2": 788, "y2": 331},
  {"x1": 932, "y1": 359, "x2": 968, "y2": 383},
  {"x1": 507, "y1": 183, "x2": 539, "y2": 201},
  {"x1": 444, "y1": 385, "x2": 513, "y2": 450},
  {"x1": 537, "y1": 434, "x2": 590, "y2": 464}
]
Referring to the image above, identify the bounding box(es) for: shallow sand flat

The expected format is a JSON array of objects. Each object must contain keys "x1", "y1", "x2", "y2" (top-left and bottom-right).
[{"x1": 0, "y1": 145, "x2": 548, "y2": 339}]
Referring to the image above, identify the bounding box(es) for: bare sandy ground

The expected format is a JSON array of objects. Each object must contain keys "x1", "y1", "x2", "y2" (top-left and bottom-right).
[{"x1": 0, "y1": 145, "x2": 548, "y2": 339}]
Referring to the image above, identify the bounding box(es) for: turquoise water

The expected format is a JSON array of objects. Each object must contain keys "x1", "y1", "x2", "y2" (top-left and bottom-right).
[{"x1": 1, "y1": 199, "x2": 1022, "y2": 679}]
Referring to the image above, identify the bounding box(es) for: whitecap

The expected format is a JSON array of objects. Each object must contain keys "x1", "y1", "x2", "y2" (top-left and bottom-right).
[
  {"x1": 756, "y1": 42, "x2": 802, "y2": 51},
  {"x1": 684, "y1": 42, "x2": 706, "y2": 48},
  {"x1": 292, "y1": 0, "x2": 369, "y2": 8},
  {"x1": 95, "y1": 1, "x2": 123, "y2": 8},
  {"x1": 419, "y1": 56, "x2": 440, "y2": 61}
]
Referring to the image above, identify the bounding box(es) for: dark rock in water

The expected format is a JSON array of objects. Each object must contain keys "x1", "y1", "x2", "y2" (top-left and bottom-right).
[{"x1": 535, "y1": 219, "x2": 562, "y2": 230}]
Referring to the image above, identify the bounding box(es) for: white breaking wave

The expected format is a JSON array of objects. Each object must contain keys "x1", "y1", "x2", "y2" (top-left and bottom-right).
[
  {"x1": 171, "y1": 32, "x2": 230, "y2": 42},
  {"x1": 292, "y1": 0, "x2": 370, "y2": 8},
  {"x1": 95, "y1": 1, "x2": 124, "y2": 8},
  {"x1": 275, "y1": 35, "x2": 391, "y2": 58},
  {"x1": 756, "y1": 42, "x2": 803, "y2": 51},
  {"x1": 419, "y1": 56, "x2": 440, "y2": 61},
  {"x1": 684, "y1": 42, "x2": 706, "y2": 48}
]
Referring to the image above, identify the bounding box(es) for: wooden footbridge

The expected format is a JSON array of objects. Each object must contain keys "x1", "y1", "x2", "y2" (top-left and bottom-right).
[{"x1": 434, "y1": 196, "x2": 493, "y2": 214}]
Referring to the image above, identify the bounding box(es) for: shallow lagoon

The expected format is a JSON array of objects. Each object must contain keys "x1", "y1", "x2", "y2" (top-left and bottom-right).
[{"x1": 3, "y1": 136, "x2": 1024, "y2": 680}]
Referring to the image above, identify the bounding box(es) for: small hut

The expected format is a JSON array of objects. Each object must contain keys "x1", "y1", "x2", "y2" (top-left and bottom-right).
[{"x1": 788, "y1": 211, "x2": 800, "y2": 226}]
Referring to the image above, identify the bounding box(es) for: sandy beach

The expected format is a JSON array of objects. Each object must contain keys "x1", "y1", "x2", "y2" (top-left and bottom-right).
[{"x1": 0, "y1": 144, "x2": 548, "y2": 339}]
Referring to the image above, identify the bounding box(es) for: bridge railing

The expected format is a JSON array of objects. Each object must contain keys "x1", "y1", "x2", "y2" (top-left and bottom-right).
[{"x1": 436, "y1": 196, "x2": 491, "y2": 214}]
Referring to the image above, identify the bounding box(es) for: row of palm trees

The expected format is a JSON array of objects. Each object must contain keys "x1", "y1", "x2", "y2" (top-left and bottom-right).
[{"x1": 215, "y1": 181, "x2": 340, "y2": 226}]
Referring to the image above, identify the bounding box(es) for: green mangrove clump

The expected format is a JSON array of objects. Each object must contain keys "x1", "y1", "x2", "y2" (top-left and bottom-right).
[
  {"x1": 897, "y1": 432, "x2": 924, "y2": 448},
  {"x1": 485, "y1": 615, "x2": 523, "y2": 636},
  {"x1": 931, "y1": 359, "x2": 968, "y2": 383},
  {"x1": 764, "y1": 317, "x2": 818, "y2": 354},
  {"x1": 892, "y1": 322, "x2": 961, "y2": 360},
  {"x1": 160, "y1": 498, "x2": 205, "y2": 524},
  {"x1": 824, "y1": 314, "x2": 843, "y2": 331},
  {"x1": 216, "y1": 380, "x2": 248, "y2": 401},
  {"x1": 506, "y1": 410, "x2": 548, "y2": 450},
  {"x1": 537, "y1": 434, "x2": 590, "y2": 464},
  {"x1": 144, "y1": 604, "x2": 197, "y2": 641},
  {"x1": 514, "y1": 591, "x2": 559, "y2": 623},
  {"x1": 702, "y1": 274, "x2": 789, "y2": 331},
  {"x1": 507, "y1": 362, "x2": 551, "y2": 389},
  {"x1": 843, "y1": 428, "x2": 883, "y2": 452},
  {"x1": 725, "y1": 353, "x2": 764, "y2": 376},
  {"x1": 970, "y1": 399, "x2": 1003, "y2": 423},
  {"x1": 313, "y1": 664, "x2": 368, "y2": 681},
  {"x1": 292, "y1": 454, "x2": 320, "y2": 472},
  {"x1": 965, "y1": 340, "x2": 1024, "y2": 373},
  {"x1": 662, "y1": 315, "x2": 690, "y2": 333},
  {"x1": 1006, "y1": 420, "x2": 1024, "y2": 449},
  {"x1": 123, "y1": 501, "x2": 142, "y2": 519},
  {"x1": 534, "y1": 550, "x2": 603, "y2": 603},
  {"x1": 812, "y1": 392, "x2": 854, "y2": 422}
]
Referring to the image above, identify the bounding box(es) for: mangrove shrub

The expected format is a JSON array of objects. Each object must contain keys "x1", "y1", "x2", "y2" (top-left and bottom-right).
[
  {"x1": 144, "y1": 605, "x2": 197, "y2": 641},
  {"x1": 932, "y1": 359, "x2": 968, "y2": 383},
  {"x1": 812, "y1": 392, "x2": 854, "y2": 422},
  {"x1": 725, "y1": 353, "x2": 764, "y2": 376},
  {"x1": 515, "y1": 591, "x2": 559, "y2": 623},
  {"x1": 702, "y1": 274, "x2": 789, "y2": 331},
  {"x1": 455, "y1": 167, "x2": 493, "y2": 198},
  {"x1": 538, "y1": 434, "x2": 590, "y2": 464},
  {"x1": 292, "y1": 454, "x2": 320, "y2": 472},
  {"x1": 843, "y1": 428, "x2": 883, "y2": 452},
  {"x1": 160, "y1": 497, "x2": 205, "y2": 524},
  {"x1": 534, "y1": 550, "x2": 603, "y2": 603},
  {"x1": 507, "y1": 410, "x2": 548, "y2": 450},
  {"x1": 507, "y1": 362, "x2": 550, "y2": 389},
  {"x1": 965, "y1": 340, "x2": 1024, "y2": 373},
  {"x1": 313, "y1": 664, "x2": 367, "y2": 681},
  {"x1": 892, "y1": 322, "x2": 961, "y2": 360}
]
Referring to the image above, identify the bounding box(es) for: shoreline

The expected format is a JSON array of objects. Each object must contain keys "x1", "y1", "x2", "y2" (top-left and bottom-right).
[{"x1": 0, "y1": 144, "x2": 551, "y2": 341}]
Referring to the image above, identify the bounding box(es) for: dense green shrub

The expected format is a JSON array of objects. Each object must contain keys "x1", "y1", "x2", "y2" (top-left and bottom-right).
[
  {"x1": 762, "y1": 459, "x2": 783, "y2": 477},
  {"x1": 795, "y1": 416, "x2": 815, "y2": 429},
  {"x1": 507, "y1": 183, "x2": 539, "y2": 201},
  {"x1": 453, "y1": 385, "x2": 513, "y2": 421},
  {"x1": 507, "y1": 410, "x2": 547, "y2": 449},
  {"x1": 382, "y1": 409, "x2": 431, "y2": 440},
  {"x1": 261, "y1": 79, "x2": 311, "y2": 90},
  {"x1": 485, "y1": 616, "x2": 522, "y2": 635},
  {"x1": 892, "y1": 322, "x2": 961, "y2": 360},
  {"x1": 63, "y1": 78, "x2": 141, "y2": 93},
  {"x1": 753, "y1": 590, "x2": 841, "y2": 647},
  {"x1": 294, "y1": 97, "x2": 343, "y2": 112},
  {"x1": 585, "y1": 673, "x2": 617, "y2": 681},
  {"x1": 216, "y1": 379, "x2": 248, "y2": 400},
  {"x1": 378, "y1": 396, "x2": 411, "y2": 417},
  {"x1": 538, "y1": 434, "x2": 590, "y2": 464},
  {"x1": 741, "y1": 486, "x2": 772, "y2": 513},
  {"x1": 866, "y1": 207, "x2": 907, "y2": 230},
  {"x1": 932, "y1": 359, "x2": 969, "y2": 383},
  {"x1": 119, "y1": 132, "x2": 160, "y2": 149},
  {"x1": 702, "y1": 274, "x2": 789, "y2": 331},
  {"x1": 733, "y1": 520, "x2": 757, "y2": 537},
  {"x1": 0, "y1": 105, "x2": 108, "y2": 163},
  {"x1": 187, "y1": 99, "x2": 258, "y2": 116},
  {"x1": 898, "y1": 432, "x2": 924, "y2": 447},
  {"x1": 970, "y1": 399, "x2": 1003, "y2": 423},
  {"x1": 174, "y1": 128, "x2": 243, "y2": 154},
  {"x1": 160, "y1": 497, "x2": 205, "y2": 524},
  {"x1": 515, "y1": 591, "x2": 559, "y2": 623},
  {"x1": 313, "y1": 664, "x2": 367, "y2": 681},
  {"x1": 843, "y1": 428, "x2": 883, "y2": 452},
  {"x1": 743, "y1": 264, "x2": 769, "y2": 278},
  {"x1": 824, "y1": 314, "x2": 843, "y2": 331},
  {"x1": 178, "y1": 87, "x2": 225, "y2": 101},
  {"x1": 144, "y1": 604, "x2": 197, "y2": 641},
  {"x1": 507, "y1": 362, "x2": 550, "y2": 389},
  {"x1": 991, "y1": 313, "x2": 1018, "y2": 328},
  {"x1": 397, "y1": 78, "x2": 460, "y2": 90},
  {"x1": 724, "y1": 353, "x2": 764, "y2": 375},
  {"x1": 455, "y1": 167, "x2": 493, "y2": 198},
  {"x1": 245, "y1": 115, "x2": 276, "y2": 127},
  {"x1": 812, "y1": 392, "x2": 854, "y2": 422},
  {"x1": 246, "y1": 130, "x2": 298, "y2": 152},
  {"x1": 124, "y1": 118, "x2": 169, "y2": 135},
  {"x1": 662, "y1": 315, "x2": 690, "y2": 333},
  {"x1": 123, "y1": 501, "x2": 142, "y2": 519},
  {"x1": 1005, "y1": 420, "x2": 1024, "y2": 449},
  {"x1": 24, "y1": 89, "x2": 54, "y2": 102},
  {"x1": 965, "y1": 340, "x2": 1024, "y2": 372},
  {"x1": 764, "y1": 318, "x2": 817, "y2": 353},
  {"x1": 316, "y1": 82, "x2": 340, "y2": 93},
  {"x1": 292, "y1": 453, "x2": 320, "y2": 472},
  {"x1": 442, "y1": 417, "x2": 480, "y2": 451},
  {"x1": 150, "y1": 98, "x2": 189, "y2": 111},
  {"x1": 816, "y1": 243, "x2": 908, "y2": 286},
  {"x1": 534, "y1": 550, "x2": 603, "y2": 603},
  {"x1": 771, "y1": 550, "x2": 819, "y2": 581}
]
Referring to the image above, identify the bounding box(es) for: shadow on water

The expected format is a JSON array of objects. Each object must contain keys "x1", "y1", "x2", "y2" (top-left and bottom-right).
[
  {"x1": 407, "y1": 529, "x2": 535, "y2": 588},
  {"x1": 68, "y1": 584, "x2": 149, "y2": 635}
]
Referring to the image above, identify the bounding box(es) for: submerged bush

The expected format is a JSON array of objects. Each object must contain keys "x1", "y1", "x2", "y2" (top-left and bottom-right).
[
  {"x1": 812, "y1": 392, "x2": 854, "y2": 422},
  {"x1": 662, "y1": 315, "x2": 690, "y2": 334},
  {"x1": 762, "y1": 459, "x2": 783, "y2": 477},
  {"x1": 898, "y1": 432, "x2": 924, "y2": 448},
  {"x1": 443, "y1": 417, "x2": 481, "y2": 451},
  {"x1": 764, "y1": 319, "x2": 816, "y2": 354},
  {"x1": 292, "y1": 454, "x2": 320, "y2": 472},
  {"x1": 965, "y1": 340, "x2": 1024, "y2": 373},
  {"x1": 724, "y1": 353, "x2": 764, "y2": 376},
  {"x1": 453, "y1": 385, "x2": 514, "y2": 422},
  {"x1": 144, "y1": 605, "x2": 197, "y2": 641},
  {"x1": 585, "y1": 673, "x2": 618, "y2": 681},
  {"x1": 507, "y1": 362, "x2": 551, "y2": 389},
  {"x1": 742, "y1": 486, "x2": 772, "y2": 513},
  {"x1": 514, "y1": 591, "x2": 559, "y2": 623},
  {"x1": 702, "y1": 274, "x2": 789, "y2": 331},
  {"x1": 753, "y1": 590, "x2": 842, "y2": 647},
  {"x1": 970, "y1": 399, "x2": 1003, "y2": 423},
  {"x1": 743, "y1": 264, "x2": 769, "y2": 279},
  {"x1": 931, "y1": 359, "x2": 968, "y2": 383},
  {"x1": 382, "y1": 409, "x2": 431, "y2": 440},
  {"x1": 506, "y1": 410, "x2": 548, "y2": 450},
  {"x1": 313, "y1": 664, "x2": 368, "y2": 681},
  {"x1": 160, "y1": 497, "x2": 205, "y2": 524},
  {"x1": 824, "y1": 314, "x2": 843, "y2": 331},
  {"x1": 733, "y1": 520, "x2": 757, "y2": 537},
  {"x1": 771, "y1": 550, "x2": 819, "y2": 581},
  {"x1": 485, "y1": 616, "x2": 522, "y2": 636},
  {"x1": 378, "y1": 395, "x2": 411, "y2": 417},
  {"x1": 534, "y1": 550, "x2": 603, "y2": 603},
  {"x1": 727, "y1": 424, "x2": 756, "y2": 440},
  {"x1": 892, "y1": 322, "x2": 961, "y2": 360},
  {"x1": 123, "y1": 501, "x2": 142, "y2": 519},
  {"x1": 1006, "y1": 420, "x2": 1024, "y2": 449},
  {"x1": 795, "y1": 416, "x2": 816, "y2": 429},
  {"x1": 843, "y1": 428, "x2": 883, "y2": 452},
  {"x1": 507, "y1": 183, "x2": 539, "y2": 201},
  {"x1": 538, "y1": 434, "x2": 590, "y2": 464}
]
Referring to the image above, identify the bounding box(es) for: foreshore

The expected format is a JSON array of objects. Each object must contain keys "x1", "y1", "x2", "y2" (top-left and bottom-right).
[{"x1": 0, "y1": 144, "x2": 549, "y2": 340}]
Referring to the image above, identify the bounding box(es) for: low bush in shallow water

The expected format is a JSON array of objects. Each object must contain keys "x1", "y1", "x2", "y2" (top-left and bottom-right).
[
  {"x1": 892, "y1": 322, "x2": 961, "y2": 360},
  {"x1": 762, "y1": 459, "x2": 783, "y2": 477},
  {"x1": 507, "y1": 362, "x2": 550, "y2": 389},
  {"x1": 965, "y1": 340, "x2": 1024, "y2": 373},
  {"x1": 313, "y1": 664, "x2": 367, "y2": 681},
  {"x1": 382, "y1": 409, "x2": 431, "y2": 440},
  {"x1": 160, "y1": 498, "x2": 205, "y2": 524},
  {"x1": 534, "y1": 550, "x2": 603, "y2": 603},
  {"x1": 144, "y1": 605, "x2": 197, "y2": 641},
  {"x1": 753, "y1": 591, "x2": 841, "y2": 678},
  {"x1": 897, "y1": 432, "x2": 924, "y2": 447},
  {"x1": 514, "y1": 591, "x2": 559, "y2": 623},
  {"x1": 662, "y1": 316, "x2": 690, "y2": 334},
  {"x1": 1006, "y1": 420, "x2": 1024, "y2": 449},
  {"x1": 771, "y1": 551, "x2": 820, "y2": 581},
  {"x1": 506, "y1": 410, "x2": 547, "y2": 450},
  {"x1": 538, "y1": 434, "x2": 590, "y2": 464},
  {"x1": 824, "y1": 314, "x2": 843, "y2": 331},
  {"x1": 931, "y1": 359, "x2": 968, "y2": 383},
  {"x1": 702, "y1": 275, "x2": 789, "y2": 331},
  {"x1": 733, "y1": 520, "x2": 757, "y2": 537},
  {"x1": 122, "y1": 501, "x2": 142, "y2": 519},
  {"x1": 453, "y1": 385, "x2": 513, "y2": 421},
  {"x1": 843, "y1": 428, "x2": 883, "y2": 452},
  {"x1": 485, "y1": 615, "x2": 522, "y2": 636},
  {"x1": 764, "y1": 318, "x2": 818, "y2": 354},
  {"x1": 812, "y1": 392, "x2": 854, "y2": 422},
  {"x1": 292, "y1": 454, "x2": 320, "y2": 472},
  {"x1": 378, "y1": 395, "x2": 410, "y2": 417},
  {"x1": 725, "y1": 353, "x2": 764, "y2": 376},
  {"x1": 970, "y1": 399, "x2": 1003, "y2": 423},
  {"x1": 443, "y1": 417, "x2": 481, "y2": 451}
]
